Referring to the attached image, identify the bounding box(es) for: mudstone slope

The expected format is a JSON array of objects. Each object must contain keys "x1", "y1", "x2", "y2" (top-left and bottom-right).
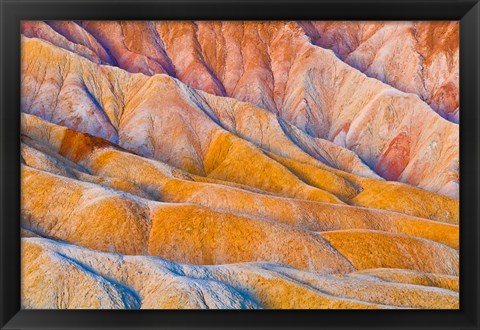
[{"x1": 20, "y1": 21, "x2": 459, "y2": 309}]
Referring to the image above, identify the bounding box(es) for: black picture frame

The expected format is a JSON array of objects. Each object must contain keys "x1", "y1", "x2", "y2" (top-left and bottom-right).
[{"x1": 1, "y1": 0, "x2": 479, "y2": 329}]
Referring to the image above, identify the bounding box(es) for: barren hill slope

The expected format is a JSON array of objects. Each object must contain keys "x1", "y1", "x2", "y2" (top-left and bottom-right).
[
  {"x1": 22, "y1": 21, "x2": 459, "y2": 122},
  {"x1": 21, "y1": 112, "x2": 459, "y2": 308},
  {"x1": 23, "y1": 238, "x2": 459, "y2": 309},
  {"x1": 20, "y1": 21, "x2": 459, "y2": 309},
  {"x1": 22, "y1": 36, "x2": 458, "y2": 197},
  {"x1": 299, "y1": 21, "x2": 459, "y2": 122}
]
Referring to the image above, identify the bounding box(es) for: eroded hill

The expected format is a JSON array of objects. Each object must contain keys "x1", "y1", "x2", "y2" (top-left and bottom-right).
[{"x1": 20, "y1": 21, "x2": 459, "y2": 309}]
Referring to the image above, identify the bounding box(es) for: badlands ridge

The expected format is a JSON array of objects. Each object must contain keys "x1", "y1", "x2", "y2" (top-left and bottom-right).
[{"x1": 21, "y1": 21, "x2": 459, "y2": 309}]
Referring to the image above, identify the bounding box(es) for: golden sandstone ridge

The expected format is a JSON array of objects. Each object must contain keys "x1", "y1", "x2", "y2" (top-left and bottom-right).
[{"x1": 21, "y1": 21, "x2": 459, "y2": 309}]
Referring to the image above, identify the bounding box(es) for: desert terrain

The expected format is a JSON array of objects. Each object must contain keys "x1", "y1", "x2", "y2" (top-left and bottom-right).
[{"x1": 21, "y1": 21, "x2": 459, "y2": 309}]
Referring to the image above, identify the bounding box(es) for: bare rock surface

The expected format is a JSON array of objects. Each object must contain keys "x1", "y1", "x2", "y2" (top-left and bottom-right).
[
  {"x1": 22, "y1": 238, "x2": 459, "y2": 309},
  {"x1": 20, "y1": 21, "x2": 459, "y2": 309},
  {"x1": 21, "y1": 35, "x2": 458, "y2": 196},
  {"x1": 299, "y1": 21, "x2": 459, "y2": 122}
]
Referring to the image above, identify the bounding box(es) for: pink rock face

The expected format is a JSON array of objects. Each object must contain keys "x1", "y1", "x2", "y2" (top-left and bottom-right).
[
  {"x1": 80, "y1": 21, "x2": 176, "y2": 76},
  {"x1": 299, "y1": 21, "x2": 459, "y2": 122},
  {"x1": 22, "y1": 21, "x2": 458, "y2": 122},
  {"x1": 375, "y1": 132, "x2": 411, "y2": 181},
  {"x1": 20, "y1": 21, "x2": 459, "y2": 197}
]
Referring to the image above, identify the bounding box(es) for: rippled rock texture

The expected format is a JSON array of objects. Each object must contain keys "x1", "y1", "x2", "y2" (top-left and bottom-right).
[{"x1": 21, "y1": 21, "x2": 459, "y2": 309}]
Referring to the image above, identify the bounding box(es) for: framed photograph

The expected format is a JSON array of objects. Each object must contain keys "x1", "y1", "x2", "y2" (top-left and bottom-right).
[{"x1": 1, "y1": 0, "x2": 479, "y2": 329}]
